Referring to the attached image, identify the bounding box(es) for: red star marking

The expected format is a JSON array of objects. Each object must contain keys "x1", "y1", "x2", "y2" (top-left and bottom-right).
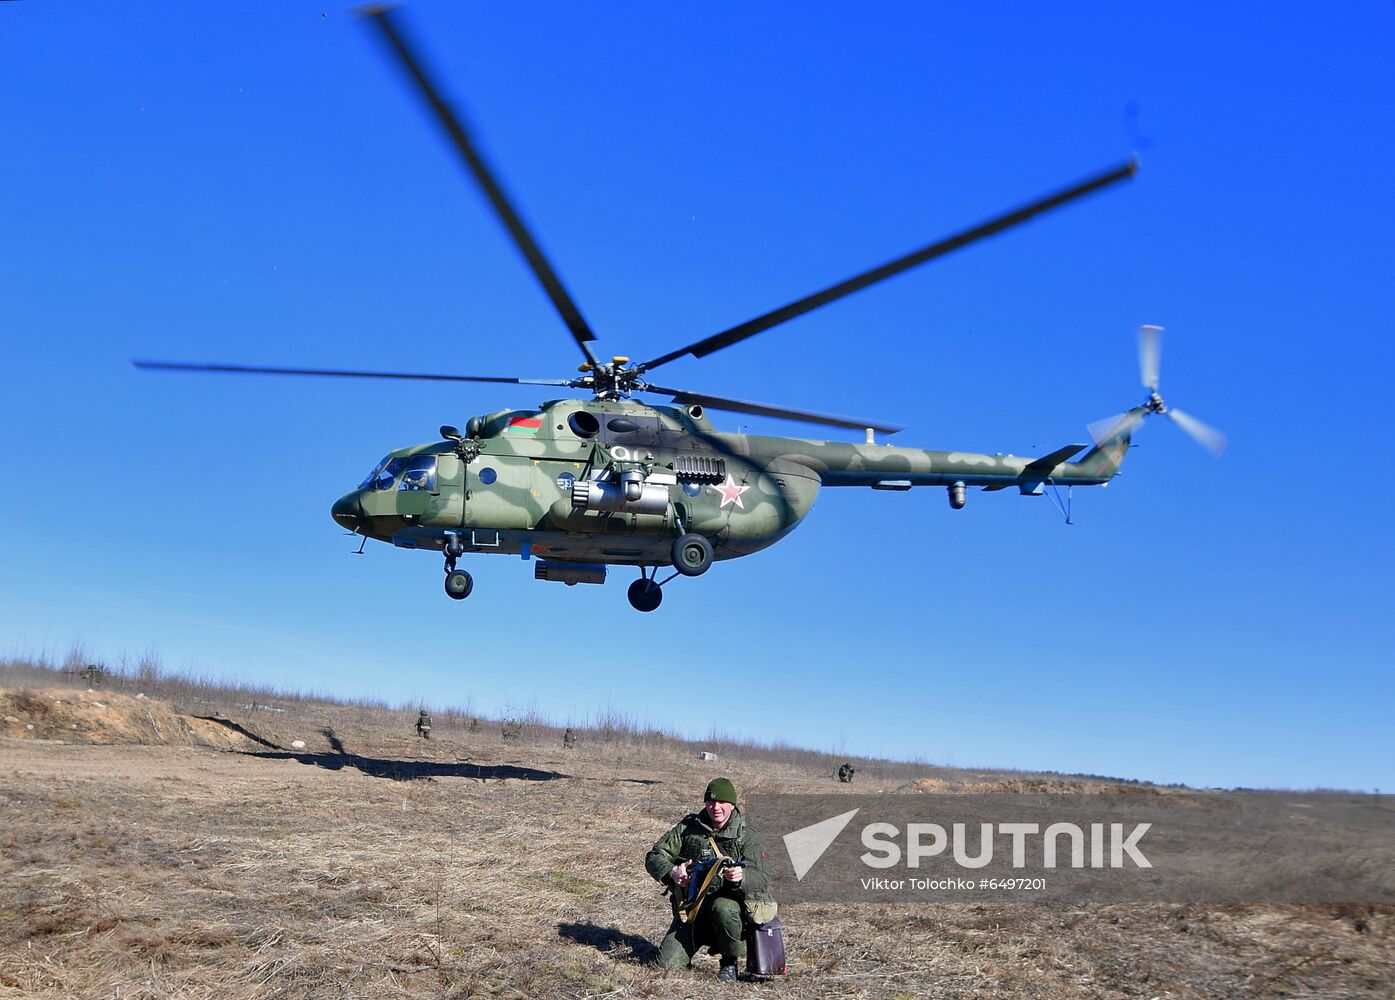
[{"x1": 714, "y1": 475, "x2": 750, "y2": 510}]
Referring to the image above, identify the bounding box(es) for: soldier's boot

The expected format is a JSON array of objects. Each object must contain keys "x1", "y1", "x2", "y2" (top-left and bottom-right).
[{"x1": 717, "y1": 960, "x2": 739, "y2": 982}]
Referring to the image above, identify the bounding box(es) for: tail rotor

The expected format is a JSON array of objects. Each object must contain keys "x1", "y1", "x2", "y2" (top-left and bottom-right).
[
  {"x1": 1090, "y1": 325, "x2": 1226, "y2": 456},
  {"x1": 1167, "y1": 406, "x2": 1227, "y2": 456},
  {"x1": 1137, "y1": 323, "x2": 1162, "y2": 391},
  {"x1": 1086, "y1": 409, "x2": 1144, "y2": 446}
]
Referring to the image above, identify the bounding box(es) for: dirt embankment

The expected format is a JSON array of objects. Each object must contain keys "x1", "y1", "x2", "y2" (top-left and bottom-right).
[{"x1": 0, "y1": 688, "x2": 259, "y2": 750}]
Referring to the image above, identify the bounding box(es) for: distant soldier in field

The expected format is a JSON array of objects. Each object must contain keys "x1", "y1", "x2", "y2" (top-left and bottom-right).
[
  {"x1": 416, "y1": 709, "x2": 432, "y2": 739},
  {"x1": 563, "y1": 727, "x2": 577, "y2": 750},
  {"x1": 646, "y1": 777, "x2": 777, "y2": 982},
  {"x1": 838, "y1": 762, "x2": 856, "y2": 783},
  {"x1": 80, "y1": 663, "x2": 104, "y2": 688}
]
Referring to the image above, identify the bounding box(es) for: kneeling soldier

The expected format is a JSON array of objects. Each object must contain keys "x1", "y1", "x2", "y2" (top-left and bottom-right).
[{"x1": 645, "y1": 777, "x2": 775, "y2": 982}]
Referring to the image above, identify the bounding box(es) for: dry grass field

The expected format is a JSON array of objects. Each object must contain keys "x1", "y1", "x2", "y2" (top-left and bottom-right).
[{"x1": 1, "y1": 674, "x2": 1390, "y2": 999}]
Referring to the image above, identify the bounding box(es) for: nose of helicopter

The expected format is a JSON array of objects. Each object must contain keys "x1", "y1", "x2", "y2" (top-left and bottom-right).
[{"x1": 331, "y1": 491, "x2": 364, "y2": 531}]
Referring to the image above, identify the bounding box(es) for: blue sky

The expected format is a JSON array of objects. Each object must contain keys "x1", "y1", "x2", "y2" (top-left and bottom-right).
[{"x1": 3, "y1": 2, "x2": 1392, "y2": 790}]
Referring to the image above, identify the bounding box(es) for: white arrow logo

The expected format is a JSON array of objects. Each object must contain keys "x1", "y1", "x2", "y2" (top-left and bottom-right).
[{"x1": 782, "y1": 808, "x2": 860, "y2": 881}]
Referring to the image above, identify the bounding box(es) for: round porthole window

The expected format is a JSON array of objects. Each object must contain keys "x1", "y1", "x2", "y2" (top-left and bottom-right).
[{"x1": 479, "y1": 467, "x2": 497, "y2": 485}]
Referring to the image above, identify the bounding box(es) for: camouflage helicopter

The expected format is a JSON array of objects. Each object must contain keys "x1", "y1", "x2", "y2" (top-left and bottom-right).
[{"x1": 137, "y1": 8, "x2": 1223, "y2": 613}]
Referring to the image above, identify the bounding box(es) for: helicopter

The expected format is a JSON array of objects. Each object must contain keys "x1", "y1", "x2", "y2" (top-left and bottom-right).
[{"x1": 136, "y1": 7, "x2": 1224, "y2": 613}]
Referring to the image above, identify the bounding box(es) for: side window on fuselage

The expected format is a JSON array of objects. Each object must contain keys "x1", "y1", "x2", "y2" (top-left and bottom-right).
[{"x1": 398, "y1": 455, "x2": 438, "y2": 492}]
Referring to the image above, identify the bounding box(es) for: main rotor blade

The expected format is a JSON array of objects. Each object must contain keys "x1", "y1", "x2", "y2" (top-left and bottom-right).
[
  {"x1": 638, "y1": 158, "x2": 1138, "y2": 372},
  {"x1": 133, "y1": 360, "x2": 570, "y2": 386},
  {"x1": 1167, "y1": 407, "x2": 1227, "y2": 456},
  {"x1": 643, "y1": 382, "x2": 903, "y2": 434},
  {"x1": 1138, "y1": 323, "x2": 1162, "y2": 390},
  {"x1": 361, "y1": 7, "x2": 600, "y2": 368}
]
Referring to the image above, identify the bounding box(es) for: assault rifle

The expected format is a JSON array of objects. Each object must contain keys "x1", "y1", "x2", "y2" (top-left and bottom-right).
[{"x1": 675, "y1": 855, "x2": 747, "y2": 924}]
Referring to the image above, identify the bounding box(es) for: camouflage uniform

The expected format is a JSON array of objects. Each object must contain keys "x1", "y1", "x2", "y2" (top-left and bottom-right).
[
  {"x1": 645, "y1": 807, "x2": 775, "y2": 969},
  {"x1": 416, "y1": 710, "x2": 432, "y2": 739},
  {"x1": 838, "y1": 762, "x2": 855, "y2": 783}
]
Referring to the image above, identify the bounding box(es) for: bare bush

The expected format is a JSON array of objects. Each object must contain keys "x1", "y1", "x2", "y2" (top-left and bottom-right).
[{"x1": 10, "y1": 688, "x2": 50, "y2": 719}]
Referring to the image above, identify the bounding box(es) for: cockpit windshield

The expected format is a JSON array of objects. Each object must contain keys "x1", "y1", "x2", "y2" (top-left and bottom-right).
[
  {"x1": 360, "y1": 456, "x2": 406, "y2": 491},
  {"x1": 358, "y1": 455, "x2": 438, "y2": 492}
]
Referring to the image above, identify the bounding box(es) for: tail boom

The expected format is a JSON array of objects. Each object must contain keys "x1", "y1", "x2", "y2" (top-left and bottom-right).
[{"x1": 739, "y1": 423, "x2": 1136, "y2": 494}]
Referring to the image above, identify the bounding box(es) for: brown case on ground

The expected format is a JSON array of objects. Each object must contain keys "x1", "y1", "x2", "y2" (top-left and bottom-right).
[{"x1": 745, "y1": 918, "x2": 787, "y2": 977}]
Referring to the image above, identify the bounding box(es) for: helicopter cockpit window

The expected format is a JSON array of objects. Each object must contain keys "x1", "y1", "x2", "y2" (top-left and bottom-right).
[
  {"x1": 398, "y1": 455, "x2": 437, "y2": 492},
  {"x1": 360, "y1": 456, "x2": 407, "y2": 491}
]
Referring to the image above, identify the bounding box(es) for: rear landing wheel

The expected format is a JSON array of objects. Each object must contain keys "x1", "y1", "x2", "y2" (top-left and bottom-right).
[
  {"x1": 445, "y1": 569, "x2": 474, "y2": 600},
  {"x1": 671, "y1": 532, "x2": 714, "y2": 577},
  {"x1": 627, "y1": 578, "x2": 663, "y2": 613}
]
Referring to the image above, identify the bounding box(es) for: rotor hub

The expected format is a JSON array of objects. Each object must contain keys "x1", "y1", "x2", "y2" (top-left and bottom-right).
[{"x1": 572, "y1": 358, "x2": 649, "y2": 400}]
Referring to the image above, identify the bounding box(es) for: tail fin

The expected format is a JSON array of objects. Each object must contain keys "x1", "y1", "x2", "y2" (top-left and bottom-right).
[{"x1": 1072, "y1": 406, "x2": 1146, "y2": 481}]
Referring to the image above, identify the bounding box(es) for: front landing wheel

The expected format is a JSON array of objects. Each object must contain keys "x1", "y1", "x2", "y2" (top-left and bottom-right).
[
  {"x1": 627, "y1": 578, "x2": 663, "y2": 613},
  {"x1": 444, "y1": 569, "x2": 474, "y2": 600}
]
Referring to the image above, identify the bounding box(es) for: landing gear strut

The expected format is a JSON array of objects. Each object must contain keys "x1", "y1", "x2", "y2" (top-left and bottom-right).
[
  {"x1": 626, "y1": 532, "x2": 716, "y2": 611},
  {"x1": 444, "y1": 536, "x2": 473, "y2": 601}
]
